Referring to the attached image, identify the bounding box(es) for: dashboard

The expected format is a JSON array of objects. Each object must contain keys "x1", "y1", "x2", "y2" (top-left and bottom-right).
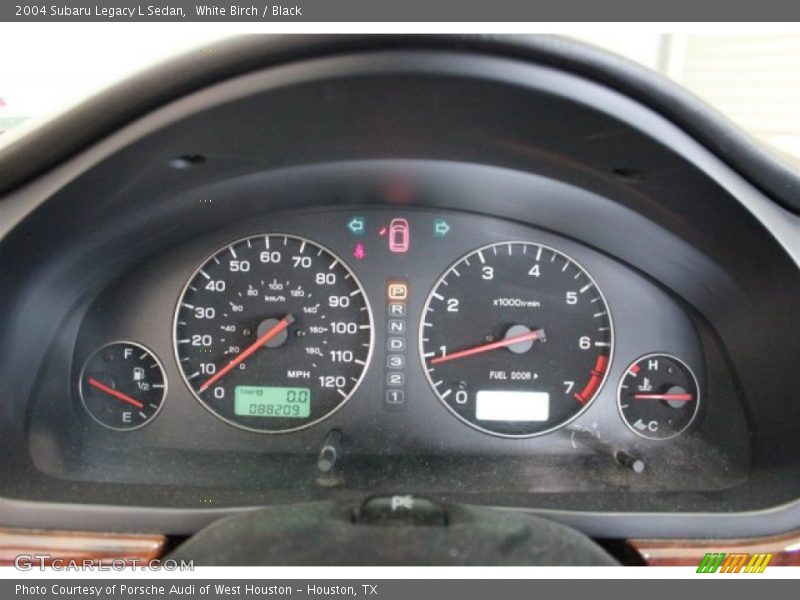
[
  {"x1": 0, "y1": 36, "x2": 798, "y2": 548},
  {"x1": 35, "y1": 205, "x2": 745, "y2": 506}
]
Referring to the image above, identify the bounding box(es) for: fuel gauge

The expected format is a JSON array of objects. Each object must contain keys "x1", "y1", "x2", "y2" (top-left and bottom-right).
[
  {"x1": 79, "y1": 341, "x2": 167, "y2": 431},
  {"x1": 618, "y1": 353, "x2": 700, "y2": 440}
]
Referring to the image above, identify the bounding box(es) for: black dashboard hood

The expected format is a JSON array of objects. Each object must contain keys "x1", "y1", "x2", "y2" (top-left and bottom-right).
[{"x1": 1, "y1": 34, "x2": 799, "y2": 214}]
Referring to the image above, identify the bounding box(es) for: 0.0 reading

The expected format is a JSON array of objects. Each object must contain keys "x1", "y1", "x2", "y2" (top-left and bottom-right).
[{"x1": 234, "y1": 386, "x2": 311, "y2": 419}]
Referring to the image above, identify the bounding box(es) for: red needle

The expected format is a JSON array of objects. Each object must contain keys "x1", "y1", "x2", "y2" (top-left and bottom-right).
[
  {"x1": 633, "y1": 393, "x2": 694, "y2": 401},
  {"x1": 87, "y1": 377, "x2": 144, "y2": 409},
  {"x1": 430, "y1": 329, "x2": 544, "y2": 365},
  {"x1": 199, "y1": 314, "x2": 295, "y2": 392}
]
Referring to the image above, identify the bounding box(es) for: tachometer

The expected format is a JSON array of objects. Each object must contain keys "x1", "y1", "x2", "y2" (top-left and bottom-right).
[
  {"x1": 420, "y1": 241, "x2": 613, "y2": 437},
  {"x1": 174, "y1": 234, "x2": 373, "y2": 433}
]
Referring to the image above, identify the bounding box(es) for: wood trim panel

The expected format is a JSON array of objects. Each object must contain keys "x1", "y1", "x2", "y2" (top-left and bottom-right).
[
  {"x1": 3, "y1": 526, "x2": 800, "y2": 567},
  {"x1": 629, "y1": 530, "x2": 800, "y2": 566},
  {"x1": 0, "y1": 528, "x2": 167, "y2": 566}
]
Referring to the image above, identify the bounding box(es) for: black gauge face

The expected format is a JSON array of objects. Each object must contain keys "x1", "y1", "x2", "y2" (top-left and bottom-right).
[
  {"x1": 79, "y1": 342, "x2": 166, "y2": 431},
  {"x1": 420, "y1": 241, "x2": 613, "y2": 437},
  {"x1": 174, "y1": 234, "x2": 373, "y2": 433},
  {"x1": 618, "y1": 353, "x2": 700, "y2": 440}
]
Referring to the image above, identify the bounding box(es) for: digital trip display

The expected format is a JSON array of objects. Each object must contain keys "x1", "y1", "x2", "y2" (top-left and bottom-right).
[
  {"x1": 475, "y1": 391, "x2": 550, "y2": 422},
  {"x1": 234, "y1": 386, "x2": 311, "y2": 418}
]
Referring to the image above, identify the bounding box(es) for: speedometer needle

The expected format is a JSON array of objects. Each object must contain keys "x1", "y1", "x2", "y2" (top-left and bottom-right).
[
  {"x1": 199, "y1": 314, "x2": 295, "y2": 392},
  {"x1": 87, "y1": 377, "x2": 144, "y2": 409},
  {"x1": 430, "y1": 329, "x2": 545, "y2": 365}
]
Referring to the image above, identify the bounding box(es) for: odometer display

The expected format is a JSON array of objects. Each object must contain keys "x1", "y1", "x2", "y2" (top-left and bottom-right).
[
  {"x1": 234, "y1": 386, "x2": 311, "y2": 419},
  {"x1": 420, "y1": 241, "x2": 613, "y2": 437},
  {"x1": 174, "y1": 234, "x2": 372, "y2": 433}
]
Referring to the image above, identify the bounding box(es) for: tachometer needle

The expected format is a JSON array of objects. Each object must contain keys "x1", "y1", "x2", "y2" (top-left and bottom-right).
[
  {"x1": 430, "y1": 328, "x2": 544, "y2": 365},
  {"x1": 199, "y1": 314, "x2": 295, "y2": 392},
  {"x1": 633, "y1": 393, "x2": 694, "y2": 401},
  {"x1": 87, "y1": 377, "x2": 144, "y2": 409}
]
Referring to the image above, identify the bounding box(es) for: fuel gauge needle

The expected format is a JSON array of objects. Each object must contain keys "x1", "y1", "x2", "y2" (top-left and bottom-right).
[
  {"x1": 199, "y1": 314, "x2": 295, "y2": 392},
  {"x1": 87, "y1": 377, "x2": 144, "y2": 409}
]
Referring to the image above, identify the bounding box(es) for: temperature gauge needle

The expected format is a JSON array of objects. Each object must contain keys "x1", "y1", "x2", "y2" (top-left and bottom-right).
[
  {"x1": 199, "y1": 314, "x2": 295, "y2": 392},
  {"x1": 430, "y1": 328, "x2": 544, "y2": 365},
  {"x1": 633, "y1": 393, "x2": 694, "y2": 401},
  {"x1": 87, "y1": 377, "x2": 144, "y2": 409}
]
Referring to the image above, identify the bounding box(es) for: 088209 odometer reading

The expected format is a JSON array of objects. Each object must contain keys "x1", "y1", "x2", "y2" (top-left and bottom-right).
[
  {"x1": 174, "y1": 234, "x2": 373, "y2": 433},
  {"x1": 420, "y1": 241, "x2": 613, "y2": 437}
]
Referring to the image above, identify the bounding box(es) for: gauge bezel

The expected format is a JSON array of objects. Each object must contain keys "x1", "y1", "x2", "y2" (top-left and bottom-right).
[
  {"x1": 418, "y1": 240, "x2": 615, "y2": 439},
  {"x1": 172, "y1": 232, "x2": 375, "y2": 435},
  {"x1": 616, "y1": 352, "x2": 701, "y2": 441},
  {"x1": 78, "y1": 340, "x2": 168, "y2": 432}
]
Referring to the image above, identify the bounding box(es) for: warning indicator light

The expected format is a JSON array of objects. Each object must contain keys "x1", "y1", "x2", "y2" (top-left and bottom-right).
[{"x1": 382, "y1": 218, "x2": 410, "y2": 253}]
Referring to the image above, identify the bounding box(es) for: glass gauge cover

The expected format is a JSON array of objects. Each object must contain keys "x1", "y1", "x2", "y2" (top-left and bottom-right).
[
  {"x1": 618, "y1": 353, "x2": 700, "y2": 440},
  {"x1": 78, "y1": 341, "x2": 167, "y2": 431},
  {"x1": 174, "y1": 234, "x2": 373, "y2": 433},
  {"x1": 420, "y1": 241, "x2": 613, "y2": 437}
]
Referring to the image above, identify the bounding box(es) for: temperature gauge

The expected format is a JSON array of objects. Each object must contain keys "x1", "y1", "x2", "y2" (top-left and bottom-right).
[
  {"x1": 618, "y1": 353, "x2": 700, "y2": 440},
  {"x1": 79, "y1": 341, "x2": 167, "y2": 431}
]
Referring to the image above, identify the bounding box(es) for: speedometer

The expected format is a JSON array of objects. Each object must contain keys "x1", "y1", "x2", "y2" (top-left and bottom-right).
[
  {"x1": 420, "y1": 241, "x2": 613, "y2": 437},
  {"x1": 174, "y1": 234, "x2": 372, "y2": 433}
]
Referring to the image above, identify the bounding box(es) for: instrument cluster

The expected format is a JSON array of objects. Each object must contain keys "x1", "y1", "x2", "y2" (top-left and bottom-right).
[
  {"x1": 9, "y1": 203, "x2": 750, "y2": 514},
  {"x1": 69, "y1": 208, "x2": 710, "y2": 453}
]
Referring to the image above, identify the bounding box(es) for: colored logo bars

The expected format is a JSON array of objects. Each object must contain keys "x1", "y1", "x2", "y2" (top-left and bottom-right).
[{"x1": 697, "y1": 552, "x2": 773, "y2": 573}]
